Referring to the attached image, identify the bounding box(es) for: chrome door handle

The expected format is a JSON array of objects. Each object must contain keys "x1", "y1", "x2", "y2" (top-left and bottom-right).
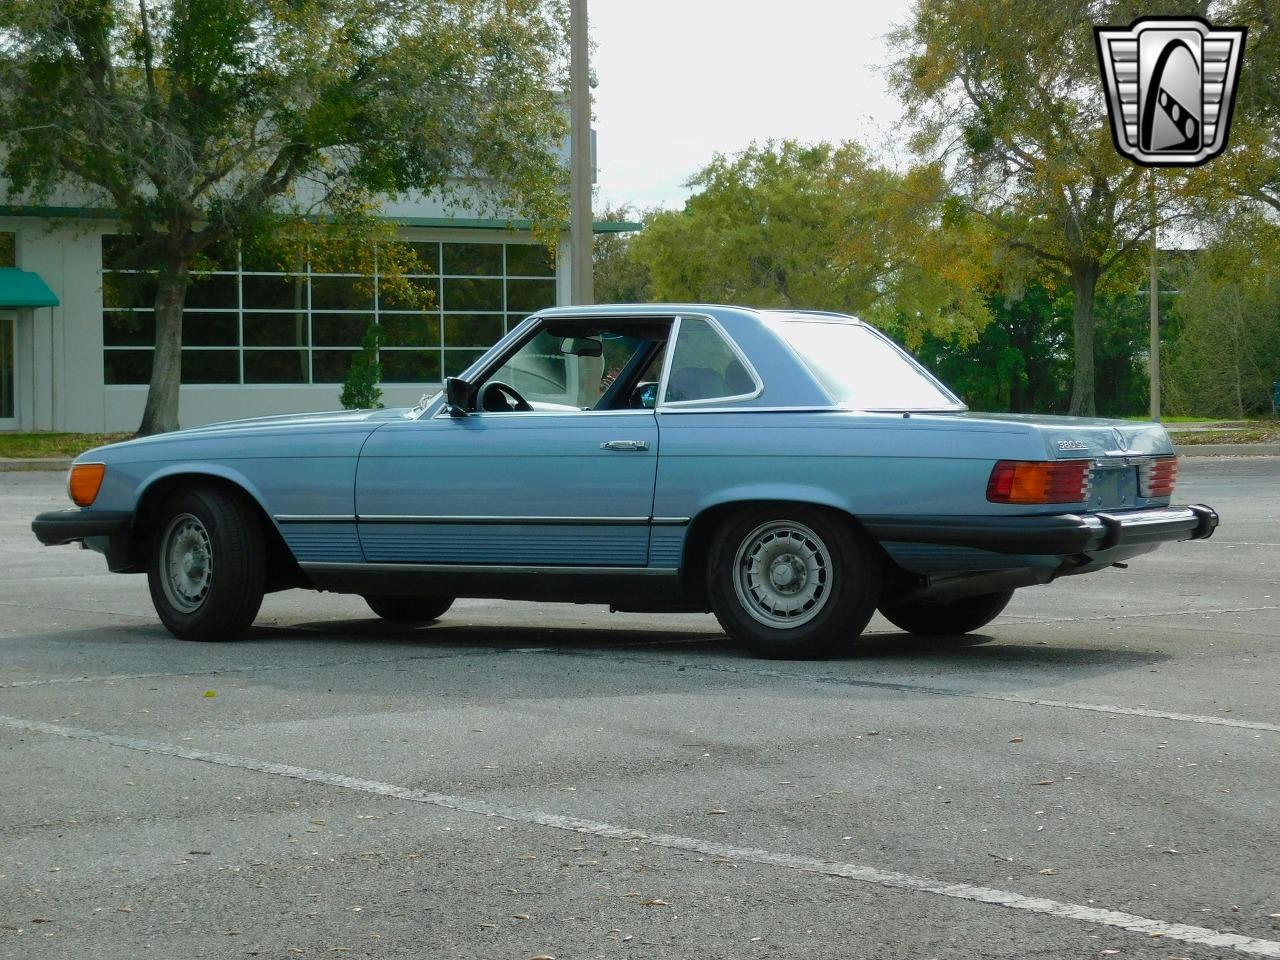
[{"x1": 601, "y1": 440, "x2": 649, "y2": 452}]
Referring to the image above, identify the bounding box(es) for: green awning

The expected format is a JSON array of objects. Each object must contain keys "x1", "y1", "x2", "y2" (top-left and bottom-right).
[{"x1": 0, "y1": 268, "x2": 59, "y2": 308}]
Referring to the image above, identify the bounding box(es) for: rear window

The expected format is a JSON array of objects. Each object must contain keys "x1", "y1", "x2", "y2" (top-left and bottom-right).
[{"x1": 775, "y1": 321, "x2": 960, "y2": 410}]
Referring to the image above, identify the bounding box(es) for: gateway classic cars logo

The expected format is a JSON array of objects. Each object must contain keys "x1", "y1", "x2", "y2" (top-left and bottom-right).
[{"x1": 1095, "y1": 16, "x2": 1246, "y2": 167}]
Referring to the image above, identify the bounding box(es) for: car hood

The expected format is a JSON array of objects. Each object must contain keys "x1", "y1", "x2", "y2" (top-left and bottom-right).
[
  {"x1": 78, "y1": 407, "x2": 412, "y2": 462},
  {"x1": 170, "y1": 407, "x2": 410, "y2": 434}
]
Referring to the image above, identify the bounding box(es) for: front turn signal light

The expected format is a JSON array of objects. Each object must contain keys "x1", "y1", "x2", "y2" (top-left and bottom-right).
[
  {"x1": 987, "y1": 460, "x2": 1092, "y2": 505},
  {"x1": 68, "y1": 463, "x2": 106, "y2": 507}
]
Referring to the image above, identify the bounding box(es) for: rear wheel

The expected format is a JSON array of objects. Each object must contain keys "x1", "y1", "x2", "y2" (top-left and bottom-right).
[
  {"x1": 879, "y1": 589, "x2": 1014, "y2": 637},
  {"x1": 147, "y1": 485, "x2": 266, "y2": 641},
  {"x1": 707, "y1": 506, "x2": 882, "y2": 659},
  {"x1": 364, "y1": 595, "x2": 454, "y2": 624}
]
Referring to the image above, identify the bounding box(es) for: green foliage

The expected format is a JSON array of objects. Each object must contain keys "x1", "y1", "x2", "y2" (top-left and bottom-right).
[
  {"x1": 1166, "y1": 213, "x2": 1280, "y2": 417},
  {"x1": 886, "y1": 0, "x2": 1207, "y2": 415},
  {"x1": 1093, "y1": 288, "x2": 1156, "y2": 418},
  {"x1": 628, "y1": 141, "x2": 993, "y2": 349},
  {"x1": 916, "y1": 285, "x2": 1071, "y2": 413},
  {"x1": 914, "y1": 282, "x2": 1150, "y2": 416},
  {"x1": 1213, "y1": 1, "x2": 1280, "y2": 217},
  {"x1": 0, "y1": 0, "x2": 570, "y2": 432},
  {"x1": 340, "y1": 323, "x2": 384, "y2": 411},
  {"x1": 593, "y1": 204, "x2": 653, "y2": 304}
]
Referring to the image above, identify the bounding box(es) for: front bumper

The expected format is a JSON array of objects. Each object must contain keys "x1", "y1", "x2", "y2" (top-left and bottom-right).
[
  {"x1": 32, "y1": 509, "x2": 133, "y2": 546},
  {"x1": 863, "y1": 504, "x2": 1218, "y2": 556}
]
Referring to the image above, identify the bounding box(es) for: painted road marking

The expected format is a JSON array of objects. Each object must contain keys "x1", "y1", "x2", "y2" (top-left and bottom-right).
[
  {"x1": 551, "y1": 650, "x2": 1280, "y2": 734},
  {"x1": 1, "y1": 712, "x2": 1277, "y2": 958},
  {"x1": 0, "y1": 650, "x2": 509, "y2": 688},
  {"x1": 1007, "y1": 604, "x2": 1280, "y2": 624},
  {"x1": 0, "y1": 637, "x2": 700, "y2": 688},
  {"x1": 4, "y1": 637, "x2": 1277, "y2": 733}
]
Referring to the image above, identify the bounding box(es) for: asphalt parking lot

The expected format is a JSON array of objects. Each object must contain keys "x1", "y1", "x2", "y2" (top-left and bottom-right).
[{"x1": 1, "y1": 458, "x2": 1278, "y2": 960}]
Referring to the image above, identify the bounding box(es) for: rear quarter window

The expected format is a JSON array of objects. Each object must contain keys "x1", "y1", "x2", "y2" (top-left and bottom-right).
[{"x1": 663, "y1": 317, "x2": 757, "y2": 403}]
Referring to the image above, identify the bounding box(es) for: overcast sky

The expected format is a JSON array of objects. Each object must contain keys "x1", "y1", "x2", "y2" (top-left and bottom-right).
[{"x1": 590, "y1": 0, "x2": 916, "y2": 212}]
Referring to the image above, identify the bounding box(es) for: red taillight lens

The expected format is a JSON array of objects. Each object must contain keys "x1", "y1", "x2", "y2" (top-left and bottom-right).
[
  {"x1": 987, "y1": 460, "x2": 1092, "y2": 504},
  {"x1": 1138, "y1": 456, "x2": 1177, "y2": 498}
]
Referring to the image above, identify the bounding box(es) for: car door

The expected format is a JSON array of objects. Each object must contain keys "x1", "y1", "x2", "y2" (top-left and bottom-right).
[{"x1": 355, "y1": 406, "x2": 660, "y2": 568}]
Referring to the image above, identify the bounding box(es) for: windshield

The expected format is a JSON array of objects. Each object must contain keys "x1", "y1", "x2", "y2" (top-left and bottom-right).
[{"x1": 774, "y1": 321, "x2": 961, "y2": 410}]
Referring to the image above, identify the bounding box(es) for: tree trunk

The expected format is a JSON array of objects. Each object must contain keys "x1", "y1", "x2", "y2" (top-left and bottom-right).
[
  {"x1": 138, "y1": 255, "x2": 191, "y2": 435},
  {"x1": 1068, "y1": 265, "x2": 1100, "y2": 417},
  {"x1": 1233, "y1": 295, "x2": 1245, "y2": 419}
]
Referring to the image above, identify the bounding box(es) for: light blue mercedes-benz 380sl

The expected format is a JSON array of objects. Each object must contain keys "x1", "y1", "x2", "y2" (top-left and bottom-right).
[{"x1": 33, "y1": 304, "x2": 1219, "y2": 658}]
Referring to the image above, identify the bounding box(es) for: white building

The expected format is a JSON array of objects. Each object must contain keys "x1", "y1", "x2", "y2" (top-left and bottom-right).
[{"x1": 0, "y1": 190, "x2": 632, "y2": 433}]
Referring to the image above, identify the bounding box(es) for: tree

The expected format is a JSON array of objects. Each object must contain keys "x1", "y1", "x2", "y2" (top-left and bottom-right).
[
  {"x1": 340, "y1": 322, "x2": 384, "y2": 410},
  {"x1": 888, "y1": 0, "x2": 1206, "y2": 416},
  {"x1": 1166, "y1": 212, "x2": 1280, "y2": 417},
  {"x1": 0, "y1": 0, "x2": 570, "y2": 433},
  {"x1": 1216, "y1": 1, "x2": 1280, "y2": 215},
  {"x1": 916, "y1": 284, "x2": 1073, "y2": 413},
  {"x1": 593, "y1": 203, "x2": 652, "y2": 303},
  {"x1": 629, "y1": 141, "x2": 993, "y2": 350}
]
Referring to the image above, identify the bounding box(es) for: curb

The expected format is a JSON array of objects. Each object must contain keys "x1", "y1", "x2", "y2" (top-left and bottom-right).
[
  {"x1": 0, "y1": 458, "x2": 73, "y2": 473},
  {"x1": 1177, "y1": 443, "x2": 1280, "y2": 458}
]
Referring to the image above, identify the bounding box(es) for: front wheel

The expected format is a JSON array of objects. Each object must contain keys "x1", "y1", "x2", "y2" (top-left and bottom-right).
[
  {"x1": 707, "y1": 506, "x2": 882, "y2": 659},
  {"x1": 147, "y1": 485, "x2": 266, "y2": 641},
  {"x1": 364, "y1": 595, "x2": 454, "y2": 624},
  {"x1": 878, "y1": 589, "x2": 1014, "y2": 637}
]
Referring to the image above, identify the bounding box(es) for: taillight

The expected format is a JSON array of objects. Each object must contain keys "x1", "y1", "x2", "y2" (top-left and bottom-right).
[
  {"x1": 1138, "y1": 456, "x2": 1177, "y2": 498},
  {"x1": 68, "y1": 463, "x2": 106, "y2": 507},
  {"x1": 987, "y1": 460, "x2": 1092, "y2": 504}
]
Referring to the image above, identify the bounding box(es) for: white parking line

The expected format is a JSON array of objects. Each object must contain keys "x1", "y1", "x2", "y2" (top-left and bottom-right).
[
  {"x1": 4, "y1": 639, "x2": 1278, "y2": 733},
  {"x1": 0, "y1": 650, "x2": 508, "y2": 688},
  {"x1": 1007, "y1": 604, "x2": 1280, "y2": 624},
  {"x1": 2, "y1": 712, "x2": 1277, "y2": 958},
  {"x1": 551, "y1": 651, "x2": 1280, "y2": 734}
]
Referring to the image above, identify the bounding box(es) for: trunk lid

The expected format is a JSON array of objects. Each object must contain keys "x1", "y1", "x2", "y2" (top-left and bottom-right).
[
  {"x1": 963, "y1": 413, "x2": 1176, "y2": 510},
  {"x1": 960, "y1": 412, "x2": 1174, "y2": 460}
]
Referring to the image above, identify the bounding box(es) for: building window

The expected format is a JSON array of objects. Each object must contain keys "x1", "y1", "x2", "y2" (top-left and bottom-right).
[
  {"x1": 100, "y1": 237, "x2": 557, "y2": 385},
  {"x1": 0, "y1": 232, "x2": 15, "y2": 268}
]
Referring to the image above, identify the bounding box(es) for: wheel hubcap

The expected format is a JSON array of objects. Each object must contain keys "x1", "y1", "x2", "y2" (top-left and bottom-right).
[
  {"x1": 733, "y1": 521, "x2": 832, "y2": 628},
  {"x1": 161, "y1": 513, "x2": 212, "y2": 613}
]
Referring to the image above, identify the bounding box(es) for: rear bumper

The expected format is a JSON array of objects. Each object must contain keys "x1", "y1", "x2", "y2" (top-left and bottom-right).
[
  {"x1": 863, "y1": 504, "x2": 1218, "y2": 556},
  {"x1": 32, "y1": 509, "x2": 133, "y2": 546}
]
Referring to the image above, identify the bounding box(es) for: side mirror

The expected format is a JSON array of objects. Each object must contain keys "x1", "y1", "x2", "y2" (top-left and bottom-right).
[
  {"x1": 444, "y1": 376, "x2": 472, "y2": 416},
  {"x1": 561, "y1": 336, "x2": 603, "y2": 358}
]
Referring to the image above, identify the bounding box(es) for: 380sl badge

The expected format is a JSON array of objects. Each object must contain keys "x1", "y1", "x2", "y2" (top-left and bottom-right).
[{"x1": 1057, "y1": 439, "x2": 1090, "y2": 451}]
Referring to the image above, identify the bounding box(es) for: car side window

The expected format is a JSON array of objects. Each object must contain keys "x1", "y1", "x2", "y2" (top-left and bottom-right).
[
  {"x1": 663, "y1": 317, "x2": 756, "y2": 404},
  {"x1": 475, "y1": 324, "x2": 667, "y2": 413}
]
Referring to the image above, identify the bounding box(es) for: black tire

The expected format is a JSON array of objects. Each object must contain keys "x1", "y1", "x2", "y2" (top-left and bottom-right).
[
  {"x1": 147, "y1": 484, "x2": 266, "y2": 642},
  {"x1": 364, "y1": 595, "x2": 454, "y2": 623},
  {"x1": 706, "y1": 505, "x2": 882, "y2": 659},
  {"x1": 879, "y1": 589, "x2": 1014, "y2": 637}
]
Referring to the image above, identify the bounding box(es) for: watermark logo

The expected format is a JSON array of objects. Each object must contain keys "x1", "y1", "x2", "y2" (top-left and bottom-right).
[{"x1": 1095, "y1": 16, "x2": 1246, "y2": 167}]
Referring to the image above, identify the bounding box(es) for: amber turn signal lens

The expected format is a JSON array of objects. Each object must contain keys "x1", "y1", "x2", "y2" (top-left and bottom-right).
[
  {"x1": 987, "y1": 460, "x2": 1091, "y2": 505},
  {"x1": 68, "y1": 463, "x2": 106, "y2": 507}
]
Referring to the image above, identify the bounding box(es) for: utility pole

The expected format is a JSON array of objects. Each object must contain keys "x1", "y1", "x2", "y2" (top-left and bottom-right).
[
  {"x1": 569, "y1": 0, "x2": 593, "y2": 305},
  {"x1": 1148, "y1": 173, "x2": 1161, "y2": 422}
]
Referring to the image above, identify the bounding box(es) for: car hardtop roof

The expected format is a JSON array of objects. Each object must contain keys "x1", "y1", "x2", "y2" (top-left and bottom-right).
[{"x1": 531, "y1": 304, "x2": 862, "y2": 325}]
